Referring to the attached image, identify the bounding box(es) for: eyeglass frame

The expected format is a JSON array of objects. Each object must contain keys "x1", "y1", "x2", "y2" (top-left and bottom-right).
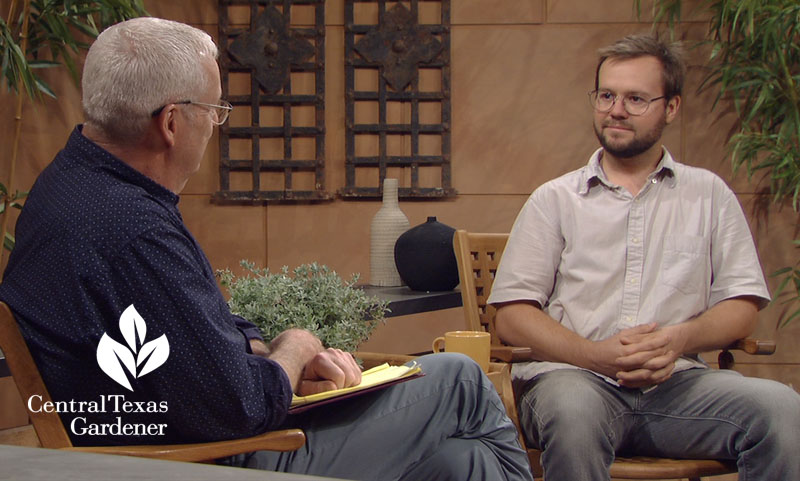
[
  {"x1": 588, "y1": 89, "x2": 667, "y2": 116},
  {"x1": 150, "y1": 99, "x2": 233, "y2": 125}
]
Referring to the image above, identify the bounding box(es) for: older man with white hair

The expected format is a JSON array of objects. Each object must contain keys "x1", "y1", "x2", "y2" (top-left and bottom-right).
[{"x1": 0, "y1": 17, "x2": 532, "y2": 481}]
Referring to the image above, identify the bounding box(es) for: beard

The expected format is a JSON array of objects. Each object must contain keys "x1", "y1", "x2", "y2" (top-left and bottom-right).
[{"x1": 593, "y1": 117, "x2": 665, "y2": 159}]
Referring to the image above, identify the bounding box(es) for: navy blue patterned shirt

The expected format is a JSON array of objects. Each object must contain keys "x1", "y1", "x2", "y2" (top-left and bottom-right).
[{"x1": 0, "y1": 126, "x2": 292, "y2": 446}]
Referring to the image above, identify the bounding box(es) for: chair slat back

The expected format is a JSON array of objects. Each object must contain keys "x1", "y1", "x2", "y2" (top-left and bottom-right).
[
  {"x1": 453, "y1": 230, "x2": 508, "y2": 345},
  {"x1": 0, "y1": 302, "x2": 73, "y2": 448}
]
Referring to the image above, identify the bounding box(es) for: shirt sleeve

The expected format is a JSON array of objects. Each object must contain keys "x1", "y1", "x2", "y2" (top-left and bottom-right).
[
  {"x1": 100, "y1": 223, "x2": 293, "y2": 442},
  {"x1": 233, "y1": 314, "x2": 265, "y2": 343},
  {"x1": 708, "y1": 176, "x2": 771, "y2": 309},
  {"x1": 488, "y1": 184, "x2": 565, "y2": 307}
]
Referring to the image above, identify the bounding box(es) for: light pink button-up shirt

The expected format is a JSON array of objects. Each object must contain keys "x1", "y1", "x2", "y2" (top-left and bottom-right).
[{"x1": 488, "y1": 147, "x2": 770, "y2": 385}]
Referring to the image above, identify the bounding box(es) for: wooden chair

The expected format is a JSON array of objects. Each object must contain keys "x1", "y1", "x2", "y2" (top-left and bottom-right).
[
  {"x1": 452, "y1": 229, "x2": 777, "y2": 481},
  {"x1": 0, "y1": 301, "x2": 305, "y2": 462}
]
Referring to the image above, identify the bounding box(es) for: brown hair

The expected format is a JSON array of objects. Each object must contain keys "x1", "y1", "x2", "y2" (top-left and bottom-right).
[{"x1": 595, "y1": 34, "x2": 686, "y2": 99}]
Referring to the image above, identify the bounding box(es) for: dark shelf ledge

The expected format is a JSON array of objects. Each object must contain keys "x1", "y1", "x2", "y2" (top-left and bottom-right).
[{"x1": 358, "y1": 285, "x2": 462, "y2": 318}]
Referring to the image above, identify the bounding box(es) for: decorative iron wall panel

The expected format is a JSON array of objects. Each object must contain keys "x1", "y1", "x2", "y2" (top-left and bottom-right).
[
  {"x1": 342, "y1": 0, "x2": 455, "y2": 199},
  {"x1": 215, "y1": 0, "x2": 330, "y2": 204}
]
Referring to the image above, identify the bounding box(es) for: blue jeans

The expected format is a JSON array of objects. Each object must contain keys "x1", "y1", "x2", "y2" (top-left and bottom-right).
[
  {"x1": 232, "y1": 353, "x2": 533, "y2": 481},
  {"x1": 518, "y1": 368, "x2": 800, "y2": 481}
]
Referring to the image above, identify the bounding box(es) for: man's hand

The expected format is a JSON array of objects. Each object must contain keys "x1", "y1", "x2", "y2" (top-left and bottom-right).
[
  {"x1": 267, "y1": 329, "x2": 324, "y2": 392},
  {"x1": 497, "y1": 303, "x2": 678, "y2": 388},
  {"x1": 617, "y1": 323, "x2": 691, "y2": 387},
  {"x1": 614, "y1": 351, "x2": 677, "y2": 388},
  {"x1": 298, "y1": 349, "x2": 362, "y2": 396},
  {"x1": 266, "y1": 329, "x2": 362, "y2": 395},
  {"x1": 586, "y1": 323, "x2": 678, "y2": 388}
]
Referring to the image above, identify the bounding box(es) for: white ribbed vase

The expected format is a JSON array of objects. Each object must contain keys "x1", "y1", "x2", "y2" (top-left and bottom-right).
[{"x1": 370, "y1": 178, "x2": 410, "y2": 286}]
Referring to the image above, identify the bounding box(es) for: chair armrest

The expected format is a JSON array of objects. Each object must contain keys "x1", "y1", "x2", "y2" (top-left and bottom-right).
[
  {"x1": 355, "y1": 352, "x2": 416, "y2": 369},
  {"x1": 486, "y1": 339, "x2": 776, "y2": 365},
  {"x1": 0, "y1": 425, "x2": 40, "y2": 447},
  {"x1": 726, "y1": 338, "x2": 776, "y2": 355},
  {"x1": 718, "y1": 338, "x2": 776, "y2": 370},
  {"x1": 65, "y1": 428, "x2": 305, "y2": 462},
  {"x1": 490, "y1": 346, "x2": 533, "y2": 363},
  {"x1": 357, "y1": 348, "x2": 536, "y2": 365}
]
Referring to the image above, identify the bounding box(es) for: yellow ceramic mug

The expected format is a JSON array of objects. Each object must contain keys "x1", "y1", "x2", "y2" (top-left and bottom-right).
[{"x1": 432, "y1": 330, "x2": 491, "y2": 372}]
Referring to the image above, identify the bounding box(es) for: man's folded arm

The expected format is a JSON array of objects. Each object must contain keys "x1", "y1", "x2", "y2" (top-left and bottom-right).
[{"x1": 106, "y1": 225, "x2": 295, "y2": 440}]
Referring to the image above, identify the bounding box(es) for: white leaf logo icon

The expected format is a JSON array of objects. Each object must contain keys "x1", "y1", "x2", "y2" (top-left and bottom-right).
[
  {"x1": 96, "y1": 305, "x2": 169, "y2": 391},
  {"x1": 137, "y1": 334, "x2": 169, "y2": 377},
  {"x1": 119, "y1": 304, "x2": 146, "y2": 353},
  {"x1": 97, "y1": 334, "x2": 136, "y2": 391}
]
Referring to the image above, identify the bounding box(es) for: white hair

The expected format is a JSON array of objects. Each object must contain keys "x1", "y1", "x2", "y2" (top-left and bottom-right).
[{"x1": 81, "y1": 17, "x2": 218, "y2": 143}]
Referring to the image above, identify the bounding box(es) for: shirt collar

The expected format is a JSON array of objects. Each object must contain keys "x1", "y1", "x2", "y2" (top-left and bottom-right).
[
  {"x1": 69, "y1": 125, "x2": 180, "y2": 206},
  {"x1": 578, "y1": 146, "x2": 678, "y2": 195}
]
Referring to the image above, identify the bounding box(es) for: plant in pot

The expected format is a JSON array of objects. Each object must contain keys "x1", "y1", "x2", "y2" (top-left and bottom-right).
[
  {"x1": 218, "y1": 261, "x2": 390, "y2": 353},
  {"x1": 636, "y1": 0, "x2": 800, "y2": 327},
  {"x1": 0, "y1": 0, "x2": 147, "y2": 259}
]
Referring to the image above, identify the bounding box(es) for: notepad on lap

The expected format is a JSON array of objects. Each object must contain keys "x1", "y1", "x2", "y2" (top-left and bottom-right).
[{"x1": 289, "y1": 362, "x2": 423, "y2": 413}]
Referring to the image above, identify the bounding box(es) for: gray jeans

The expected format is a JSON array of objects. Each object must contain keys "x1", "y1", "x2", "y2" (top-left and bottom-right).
[
  {"x1": 233, "y1": 353, "x2": 532, "y2": 481},
  {"x1": 518, "y1": 367, "x2": 800, "y2": 481}
]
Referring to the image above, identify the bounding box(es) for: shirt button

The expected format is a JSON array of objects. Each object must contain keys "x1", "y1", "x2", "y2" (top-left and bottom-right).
[
  {"x1": 651, "y1": 178, "x2": 658, "y2": 184},
  {"x1": 632, "y1": 237, "x2": 639, "y2": 243}
]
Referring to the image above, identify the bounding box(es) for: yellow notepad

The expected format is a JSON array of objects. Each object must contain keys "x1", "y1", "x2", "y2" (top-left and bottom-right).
[{"x1": 290, "y1": 362, "x2": 422, "y2": 410}]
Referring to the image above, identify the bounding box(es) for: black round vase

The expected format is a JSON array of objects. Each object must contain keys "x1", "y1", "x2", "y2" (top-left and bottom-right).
[{"x1": 394, "y1": 216, "x2": 459, "y2": 291}]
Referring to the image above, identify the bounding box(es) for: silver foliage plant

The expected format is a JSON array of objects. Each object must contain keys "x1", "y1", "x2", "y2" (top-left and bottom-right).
[{"x1": 218, "y1": 261, "x2": 389, "y2": 352}]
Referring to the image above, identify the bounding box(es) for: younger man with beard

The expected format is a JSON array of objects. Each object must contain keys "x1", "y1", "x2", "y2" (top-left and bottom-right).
[{"x1": 488, "y1": 34, "x2": 800, "y2": 480}]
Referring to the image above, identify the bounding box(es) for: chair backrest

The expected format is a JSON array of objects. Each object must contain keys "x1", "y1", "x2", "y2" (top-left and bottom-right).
[
  {"x1": 452, "y1": 230, "x2": 509, "y2": 345},
  {"x1": 0, "y1": 302, "x2": 73, "y2": 448}
]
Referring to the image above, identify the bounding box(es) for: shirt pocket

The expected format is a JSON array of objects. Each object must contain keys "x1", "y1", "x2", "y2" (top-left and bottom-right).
[{"x1": 661, "y1": 235, "x2": 708, "y2": 295}]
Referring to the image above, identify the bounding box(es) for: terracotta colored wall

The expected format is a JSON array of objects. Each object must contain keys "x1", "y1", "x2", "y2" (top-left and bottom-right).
[{"x1": 0, "y1": 0, "x2": 797, "y2": 399}]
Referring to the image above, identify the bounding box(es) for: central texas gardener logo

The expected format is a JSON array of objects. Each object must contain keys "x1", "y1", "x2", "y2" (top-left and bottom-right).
[{"x1": 96, "y1": 305, "x2": 170, "y2": 391}]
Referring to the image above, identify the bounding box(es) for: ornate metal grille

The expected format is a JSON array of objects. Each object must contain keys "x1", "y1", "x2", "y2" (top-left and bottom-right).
[
  {"x1": 215, "y1": 0, "x2": 331, "y2": 204},
  {"x1": 342, "y1": 0, "x2": 455, "y2": 198}
]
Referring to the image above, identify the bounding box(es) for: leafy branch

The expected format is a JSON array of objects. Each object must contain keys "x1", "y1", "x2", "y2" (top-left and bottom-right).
[
  {"x1": 2, "y1": 0, "x2": 148, "y2": 100},
  {"x1": 0, "y1": 184, "x2": 26, "y2": 250}
]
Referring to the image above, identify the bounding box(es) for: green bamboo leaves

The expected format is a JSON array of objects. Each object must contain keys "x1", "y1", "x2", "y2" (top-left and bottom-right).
[{"x1": 1, "y1": 0, "x2": 148, "y2": 99}]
